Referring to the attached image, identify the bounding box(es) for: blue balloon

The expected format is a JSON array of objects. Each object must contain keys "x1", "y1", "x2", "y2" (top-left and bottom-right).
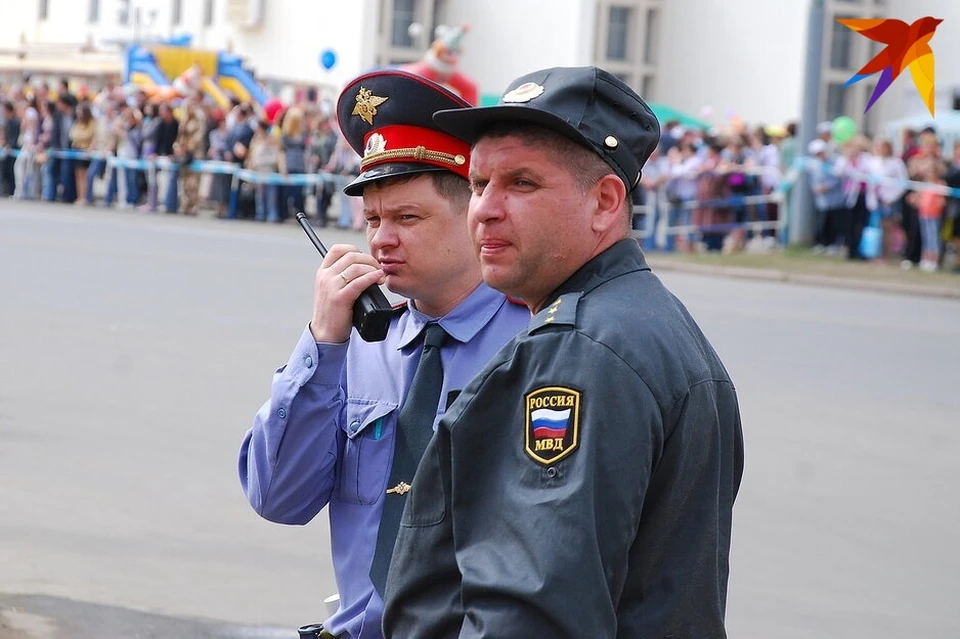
[{"x1": 320, "y1": 49, "x2": 337, "y2": 71}]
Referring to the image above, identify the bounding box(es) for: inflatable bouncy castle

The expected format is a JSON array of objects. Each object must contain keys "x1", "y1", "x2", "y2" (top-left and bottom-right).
[{"x1": 125, "y1": 44, "x2": 267, "y2": 108}]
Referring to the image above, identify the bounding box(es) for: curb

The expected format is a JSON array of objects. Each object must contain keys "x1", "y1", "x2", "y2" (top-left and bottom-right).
[{"x1": 647, "y1": 259, "x2": 960, "y2": 301}]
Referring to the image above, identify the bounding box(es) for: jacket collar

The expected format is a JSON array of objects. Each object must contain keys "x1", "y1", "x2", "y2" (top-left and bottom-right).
[{"x1": 543, "y1": 238, "x2": 651, "y2": 308}]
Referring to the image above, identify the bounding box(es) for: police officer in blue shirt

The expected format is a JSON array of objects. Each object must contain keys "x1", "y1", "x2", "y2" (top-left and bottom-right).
[
  {"x1": 383, "y1": 66, "x2": 744, "y2": 639},
  {"x1": 237, "y1": 70, "x2": 529, "y2": 639}
]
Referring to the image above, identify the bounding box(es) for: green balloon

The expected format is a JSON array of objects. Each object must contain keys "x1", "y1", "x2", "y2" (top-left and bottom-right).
[{"x1": 832, "y1": 116, "x2": 856, "y2": 143}]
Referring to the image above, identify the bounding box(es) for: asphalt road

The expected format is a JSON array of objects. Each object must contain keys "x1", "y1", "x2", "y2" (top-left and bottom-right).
[{"x1": 1, "y1": 200, "x2": 958, "y2": 638}]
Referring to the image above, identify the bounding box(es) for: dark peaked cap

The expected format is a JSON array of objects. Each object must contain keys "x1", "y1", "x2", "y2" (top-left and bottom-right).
[
  {"x1": 336, "y1": 69, "x2": 472, "y2": 196},
  {"x1": 433, "y1": 66, "x2": 661, "y2": 192}
]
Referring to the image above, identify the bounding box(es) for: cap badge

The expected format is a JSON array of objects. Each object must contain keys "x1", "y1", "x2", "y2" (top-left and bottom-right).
[
  {"x1": 364, "y1": 133, "x2": 387, "y2": 157},
  {"x1": 502, "y1": 82, "x2": 544, "y2": 104},
  {"x1": 352, "y1": 87, "x2": 389, "y2": 125}
]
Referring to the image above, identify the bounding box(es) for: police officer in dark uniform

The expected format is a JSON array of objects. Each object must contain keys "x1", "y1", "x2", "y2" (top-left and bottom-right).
[{"x1": 382, "y1": 66, "x2": 745, "y2": 639}]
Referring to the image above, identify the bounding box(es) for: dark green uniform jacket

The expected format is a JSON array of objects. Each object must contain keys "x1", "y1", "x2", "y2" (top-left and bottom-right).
[{"x1": 383, "y1": 238, "x2": 744, "y2": 639}]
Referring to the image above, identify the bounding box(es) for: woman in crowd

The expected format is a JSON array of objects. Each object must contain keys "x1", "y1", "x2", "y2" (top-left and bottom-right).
[
  {"x1": 835, "y1": 136, "x2": 872, "y2": 260},
  {"x1": 246, "y1": 118, "x2": 280, "y2": 223},
  {"x1": 139, "y1": 103, "x2": 160, "y2": 211},
  {"x1": 866, "y1": 139, "x2": 908, "y2": 261},
  {"x1": 85, "y1": 102, "x2": 118, "y2": 206},
  {"x1": 69, "y1": 103, "x2": 96, "y2": 204},
  {"x1": 280, "y1": 106, "x2": 307, "y2": 220},
  {"x1": 903, "y1": 130, "x2": 947, "y2": 268},
  {"x1": 37, "y1": 100, "x2": 56, "y2": 200},
  {"x1": 13, "y1": 95, "x2": 41, "y2": 200},
  {"x1": 324, "y1": 129, "x2": 362, "y2": 229},
  {"x1": 913, "y1": 167, "x2": 946, "y2": 272},
  {"x1": 117, "y1": 107, "x2": 143, "y2": 209},
  {"x1": 207, "y1": 114, "x2": 231, "y2": 219},
  {"x1": 664, "y1": 141, "x2": 701, "y2": 252}
]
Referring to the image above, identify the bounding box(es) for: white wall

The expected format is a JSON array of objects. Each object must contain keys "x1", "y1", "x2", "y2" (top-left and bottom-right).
[
  {"x1": 451, "y1": 0, "x2": 596, "y2": 98},
  {"x1": 201, "y1": 0, "x2": 377, "y2": 92},
  {"x1": 656, "y1": 0, "x2": 808, "y2": 127},
  {"x1": 0, "y1": 0, "x2": 375, "y2": 96}
]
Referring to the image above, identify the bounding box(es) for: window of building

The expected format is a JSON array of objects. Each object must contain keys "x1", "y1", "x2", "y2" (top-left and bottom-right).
[
  {"x1": 607, "y1": 6, "x2": 632, "y2": 61},
  {"x1": 643, "y1": 8, "x2": 659, "y2": 65},
  {"x1": 172, "y1": 0, "x2": 182, "y2": 25},
  {"x1": 88, "y1": 0, "x2": 100, "y2": 23},
  {"x1": 204, "y1": 0, "x2": 215, "y2": 26},
  {"x1": 38, "y1": 0, "x2": 49, "y2": 20},
  {"x1": 825, "y1": 82, "x2": 847, "y2": 120},
  {"x1": 431, "y1": 0, "x2": 449, "y2": 38},
  {"x1": 830, "y1": 15, "x2": 855, "y2": 70},
  {"x1": 641, "y1": 74, "x2": 655, "y2": 100},
  {"x1": 118, "y1": 0, "x2": 130, "y2": 25},
  {"x1": 392, "y1": 0, "x2": 417, "y2": 48}
]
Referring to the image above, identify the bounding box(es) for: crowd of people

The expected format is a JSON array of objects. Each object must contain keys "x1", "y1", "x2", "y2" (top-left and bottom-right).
[
  {"x1": 805, "y1": 125, "x2": 960, "y2": 273},
  {"x1": 0, "y1": 77, "x2": 364, "y2": 227},
  {"x1": 635, "y1": 119, "x2": 960, "y2": 272},
  {"x1": 1, "y1": 76, "x2": 958, "y2": 273},
  {"x1": 636, "y1": 120, "x2": 791, "y2": 254}
]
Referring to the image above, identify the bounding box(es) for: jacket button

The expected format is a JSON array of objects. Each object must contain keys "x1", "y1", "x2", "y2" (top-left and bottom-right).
[
  {"x1": 278, "y1": 407, "x2": 287, "y2": 419},
  {"x1": 546, "y1": 467, "x2": 557, "y2": 478}
]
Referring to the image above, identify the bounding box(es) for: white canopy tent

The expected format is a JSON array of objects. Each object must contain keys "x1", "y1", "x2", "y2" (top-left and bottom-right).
[{"x1": 883, "y1": 110, "x2": 960, "y2": 154}]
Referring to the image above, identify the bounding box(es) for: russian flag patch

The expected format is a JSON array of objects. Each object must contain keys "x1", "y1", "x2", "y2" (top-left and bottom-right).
[{"x1": 524, "y1": 386, "x2": 581, "y2": 465}]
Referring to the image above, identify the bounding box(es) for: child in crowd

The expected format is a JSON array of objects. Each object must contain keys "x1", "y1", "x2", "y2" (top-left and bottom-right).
[{"x1": 915, "y1": 168, "x2": 946, "y2": 272}]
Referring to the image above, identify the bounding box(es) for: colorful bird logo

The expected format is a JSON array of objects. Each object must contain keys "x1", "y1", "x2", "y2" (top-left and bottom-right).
[{"x1": 838, "y1": 17, "x2": 943, "y2": 117}]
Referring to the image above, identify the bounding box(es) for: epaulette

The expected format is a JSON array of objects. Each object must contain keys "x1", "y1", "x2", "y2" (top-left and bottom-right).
[{"x1": 528, "y1": 292, "x2": 581, "y2": 333}]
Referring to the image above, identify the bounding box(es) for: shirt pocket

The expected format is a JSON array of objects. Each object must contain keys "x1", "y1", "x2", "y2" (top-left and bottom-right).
[{"x1": 339, "y1": 399, "x2": 397, "y2": 506}]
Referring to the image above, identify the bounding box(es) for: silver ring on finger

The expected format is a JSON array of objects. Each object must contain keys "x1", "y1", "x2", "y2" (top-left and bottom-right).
[{"x1": 339, "y1": 270, "x2": 350, "y2": 284}]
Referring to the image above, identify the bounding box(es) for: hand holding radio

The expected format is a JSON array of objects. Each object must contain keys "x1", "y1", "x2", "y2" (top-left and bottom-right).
[{"x1": 297, "y1": 213, "x2": 394, "y2": 343}]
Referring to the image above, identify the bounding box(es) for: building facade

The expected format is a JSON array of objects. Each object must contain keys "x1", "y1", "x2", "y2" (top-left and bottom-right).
[{"x1": 1, "y1": 0, "x2": 957, "y2": 133}]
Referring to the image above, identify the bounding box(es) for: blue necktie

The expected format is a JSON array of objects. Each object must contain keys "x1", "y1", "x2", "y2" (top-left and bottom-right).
[{"x1": 370, "y1": 322, "x2": 448, "y2": 596}]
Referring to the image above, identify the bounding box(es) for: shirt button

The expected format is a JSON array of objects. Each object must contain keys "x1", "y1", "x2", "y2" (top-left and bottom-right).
[
  {"x1": 278, "y1": 407, "x2": 287, "y2": 419},
  {"x1": 349, "y1": 420, "x2": 360, "y2": 435},
  {"x1": 304, "y1": 355, "x2": 313, "y2": 368}
]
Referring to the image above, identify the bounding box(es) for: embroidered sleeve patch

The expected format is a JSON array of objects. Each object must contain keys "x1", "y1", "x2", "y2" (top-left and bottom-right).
[{"x1": 524, "y1": 386, "x2": 581, "y2": 465}]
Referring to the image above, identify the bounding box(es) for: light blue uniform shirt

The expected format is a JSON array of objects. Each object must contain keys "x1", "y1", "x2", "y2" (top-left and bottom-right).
[{"x1": 238, "y1": 283, "x2": 529, "y2": 639}]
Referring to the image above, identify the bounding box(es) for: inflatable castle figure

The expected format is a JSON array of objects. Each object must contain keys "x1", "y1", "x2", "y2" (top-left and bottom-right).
[
  {"x1": 172, "y1": 63, "x2": 204, "y2": 98},
  {"x1": 400, "y1": 24, "x2": 479, "y2": 106}
]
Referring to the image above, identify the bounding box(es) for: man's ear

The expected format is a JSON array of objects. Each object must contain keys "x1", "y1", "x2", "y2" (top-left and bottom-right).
[{"x1": 591, "y1": 173, "x2": 628, "y2": 233}]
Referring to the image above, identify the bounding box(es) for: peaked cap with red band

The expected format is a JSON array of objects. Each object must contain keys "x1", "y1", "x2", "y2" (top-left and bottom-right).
[{"x1": 336, "y1": 69, "x2": 472, "y2": 196}]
